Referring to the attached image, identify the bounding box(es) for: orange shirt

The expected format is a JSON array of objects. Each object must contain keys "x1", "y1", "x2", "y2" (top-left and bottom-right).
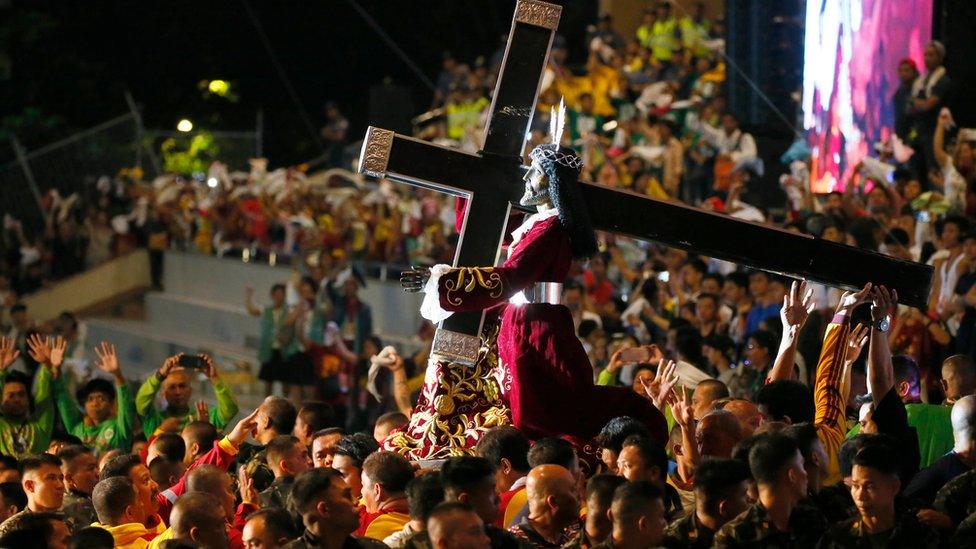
[
  {"x1": 497, "y1": 486, "x2": 528, "y2": 529},
  {"x1": 813, "y1": 316, "x2": 852, "y2": 485},
  {"x1": 357, "y1": 498, "x2": 410, "y2": 541}
]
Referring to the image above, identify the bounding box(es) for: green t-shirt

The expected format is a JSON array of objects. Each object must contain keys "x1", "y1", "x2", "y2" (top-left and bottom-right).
[
  {"x1": 0, "y1": 367, "x2": 54, "y2": 459},
  {"x1": 846, "y1": 402, "x2": 953, "y2": 468},
  {"x1": 135, "y1": 374, "x2": 239, "y2": 437},
  {"x1": 54, "y1": 377, "x2": 136, "y2": 454}
]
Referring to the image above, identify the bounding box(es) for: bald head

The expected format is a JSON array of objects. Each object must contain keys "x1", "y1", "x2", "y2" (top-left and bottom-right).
[
  {"x1": 952, "y1": 395, "x2": 976, "y2": 450},
  {"x1": 697, "y1": 410, "x2": 744, "y2": 459},
  {"x1": 720, "y1": 399, "x2": 761, "y2": 437},
  {"x1": 693, "y1": 380, "x2": 730, "y2": 419},
  {"x1": 527, "y1": 464, "x2": 575, "y2": 499},
  {"x1": 943, "y1": 355, "x2": 976, "y2": 402},
  {"x1": 526, "y1": 464, "x2": 580, "y2": 532}
]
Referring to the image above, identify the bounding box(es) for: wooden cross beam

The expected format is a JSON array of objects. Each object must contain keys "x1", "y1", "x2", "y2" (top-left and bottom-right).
[{"x1": 358, "y1": 0, "x2": 932, "y2": 364}]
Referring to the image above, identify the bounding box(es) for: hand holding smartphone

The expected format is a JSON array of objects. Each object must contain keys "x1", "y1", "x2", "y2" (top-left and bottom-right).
[
  {"x1": 617, "y1": 346, "x2": 651, "y2": 363},
  {"x1": 177, "y1": 354, "x2": 206, "y2": 370}
]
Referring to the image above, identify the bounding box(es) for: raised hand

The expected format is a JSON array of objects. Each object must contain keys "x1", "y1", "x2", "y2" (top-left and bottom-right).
[
  {"x1": 400, "y1": 266, "x2": 431, "y2": 293},
  {"x1": 199, "y1": 354, "x2": 219, "y2": 381},
  {"x1": 195, "y1": 400, "x2": 210, "y2": 423},
  {"x1": 26, "y1": 334, "x2": 51, "y2": 365},
  {"x1": 671, "y1": 386, "x2": 695, "y2": 427},
  {"x1": 49, "y1": 336, "x2": 67, "y2": 370},
  {"x1": 838, "y1": 283, "x2": 873, "y2": 314},
  {"x1": 641, "y1": 359, "x2": 679, "y2": 411},
  {"x1": 646, "y1": 344, "x2": 665, "y2": 365},
  {"x1": 158, "y1": 354, "x2": 181, "y2": 379},
  {"x1": 605, "y1": 344, "x2": 633, "y2": 374},
  {"x1": 227, "y1": 408, "x2": 260, "y2": 446},
  {"x1": 0, "y1": 337, "x2": 19, "y2": 371},
  {"x1": 871, "y1": 285, "x2": 898, "y2": 322},
  {"x1": 94, "y1": 341, "x2": 122, "y2": 381},
  {"x1": 843, "y1": 324, "x2": 870, "y2": 367},
  {"x1": 238, "y1": 466, "x2": 259, "y2": 506},
  {"x1": 780, "y1": 280, "x2": 815, "y2": 330}
]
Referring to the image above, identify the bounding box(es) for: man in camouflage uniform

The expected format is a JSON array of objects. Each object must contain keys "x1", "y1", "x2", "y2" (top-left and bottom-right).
[
  {"x1": 57, "y1": 445, "x2": 98, "y2": 529},
  {"x1": 955, "y1": 512, "x2": 976, "y2": 549},
  {"x1": 818, "y1": 514, "x2": 941, "y2": 548},
  {"x1": 0, "y1": 454, "x2": 79, "y2": 536},
  {"x1": 810, "y1": 434, "x2": 884, "y2": 525},
  {"x1": 713, "y1": 434, "x2": 826, "y2": 548},
  {"x1": 818, "y1": 444, "x2": 940, "y2": 548},
  {"x1": 661, "y1": 458, "x2": 751, "y2": 549},
  {"x1": 563, "y1": 475, "x2": 624, "y2": 549},
  {"x1": 258, "y1": 435, "x2": 310, "y2": 511},
  {"x1": 933, "y1": 468, "x2": 976, "y2": 527}
]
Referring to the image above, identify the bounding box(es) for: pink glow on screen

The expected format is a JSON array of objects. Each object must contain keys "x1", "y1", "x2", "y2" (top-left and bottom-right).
[{"x1": 802, "y1": 0, "x2": 932, "y2": 192}]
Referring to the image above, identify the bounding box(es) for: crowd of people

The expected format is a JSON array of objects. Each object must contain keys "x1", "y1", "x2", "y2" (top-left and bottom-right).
[
  {"x1": 0, "y1": 1, "x2": 974, "y2": 547},
  {"x1": 0, "y1": 280, "x2": 974, "y2": 547}
]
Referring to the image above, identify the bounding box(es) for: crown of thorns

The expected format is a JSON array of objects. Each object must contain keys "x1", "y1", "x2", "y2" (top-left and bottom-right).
[{"x1": 529, "y1": 146, "x2": 584, "y2": 172}]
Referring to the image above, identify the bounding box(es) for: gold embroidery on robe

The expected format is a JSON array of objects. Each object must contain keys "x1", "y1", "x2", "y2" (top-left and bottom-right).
[
  {"x1": 444, "y1": 267, "x2": 504, "y2": 306},
  {"x1": 381, "y1": 324, "x2": 510, "y2": 460}
]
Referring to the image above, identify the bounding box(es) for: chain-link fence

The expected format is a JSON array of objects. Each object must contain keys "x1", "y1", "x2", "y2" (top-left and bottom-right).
[
  {"x1": 0, "y1": 113, "x2": 145, "y2": 229},
  {"x1": 0, "y1": 96, "x2": 262, "y2": 231}
]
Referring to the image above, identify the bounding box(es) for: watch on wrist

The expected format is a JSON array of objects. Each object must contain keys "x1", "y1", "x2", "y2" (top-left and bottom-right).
[{"x1": 874, "y1": 315, "x2": 891, "y2": 333}]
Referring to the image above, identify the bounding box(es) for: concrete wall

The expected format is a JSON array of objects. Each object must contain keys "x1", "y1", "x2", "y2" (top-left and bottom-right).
[
  {"x1": 160, "y1": 252, "x2": 425, "y2": 338},
  {"x1": 23, "y1": 250, "x2": 150, "y2": 322}
]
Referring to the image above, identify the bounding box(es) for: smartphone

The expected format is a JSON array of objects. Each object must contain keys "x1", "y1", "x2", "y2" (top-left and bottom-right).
[
  {"x1": 618, "y1": 346, "x2": 651, "y2": 363},
  {"x1": 178, "y1": 355, "x2": 205, "y2": 369}
]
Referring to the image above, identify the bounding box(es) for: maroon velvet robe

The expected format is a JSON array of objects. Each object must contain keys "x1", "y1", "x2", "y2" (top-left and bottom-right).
[{"x1": 432, "y1": 214, "x2": 667, "y2": 443}]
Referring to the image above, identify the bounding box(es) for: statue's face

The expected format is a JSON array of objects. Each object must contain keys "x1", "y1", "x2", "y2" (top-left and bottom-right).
[{"x1": 520, "y1": 158, "x2": 550, "y2": 207}]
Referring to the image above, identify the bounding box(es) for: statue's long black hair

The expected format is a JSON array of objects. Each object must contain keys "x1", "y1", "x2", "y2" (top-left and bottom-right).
[{"x1": 534, "y1": 144, "x2": 599, "y2": 259}]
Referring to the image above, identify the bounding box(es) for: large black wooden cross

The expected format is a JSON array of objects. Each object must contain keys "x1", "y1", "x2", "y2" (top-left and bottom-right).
[{"x1": 359, "y1": 0, "x2": 932, "y2": 364}]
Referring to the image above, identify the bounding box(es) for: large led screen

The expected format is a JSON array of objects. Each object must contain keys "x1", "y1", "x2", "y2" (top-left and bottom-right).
[{"x1": 802, "y1": 0, "x2": 932, "y2": 192}]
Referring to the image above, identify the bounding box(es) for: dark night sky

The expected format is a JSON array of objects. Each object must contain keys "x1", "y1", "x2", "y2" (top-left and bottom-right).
[{"x1": 3, "y1": 0, "x2": 597, "y2": 165}]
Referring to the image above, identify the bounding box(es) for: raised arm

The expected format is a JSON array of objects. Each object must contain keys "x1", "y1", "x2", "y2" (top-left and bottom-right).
[
  {"x1": 386, "y1": 353, "x2": 414, "y2": 418},
  {"x1": 867, "y1": 287, "x2": 897, "y2": 398},
  {"x1": 671, "y1": 387, "x2": 699, "y2": 483},
  {"x1": 93, "y1": 342, "x2": 136, "y2": 446},
  {"x1": 768, "y1": 280, "x2": 814, "y2": 382},
  {"x1": 201, "y1": 354, "x2": 239, "y2": 429},
  {"x1": 814, "y1": 283, "x2": 873, "y2": 483},
  {"x1": 933, "y1": 114, "x2": 949, "y2": 169},
  {"x1": 136, "y1": 355, "x2": 179, "y2": 436},
  {"x1": 24, "y1": 335, "x2": 62, "y2": 453},
  {"x1": 29, "y1": 335, "x2": 80, "y2": 433},
  {"x1": 244, "y1": 285, "x2": 262, "y2": 317},
  {"x1": 158, "y1": 408, "x2": 259, "y2": 517},
  {"x1": 0, "y1": 337, "x2": 20, "y2": 375}
]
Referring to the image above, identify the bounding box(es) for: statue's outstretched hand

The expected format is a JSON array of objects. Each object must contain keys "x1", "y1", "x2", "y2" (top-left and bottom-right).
[{"x1": 400, "y1": 266, "x2": 431, "y2": 293}]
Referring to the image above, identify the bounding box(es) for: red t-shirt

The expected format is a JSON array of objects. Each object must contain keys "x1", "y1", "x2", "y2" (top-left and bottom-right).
[{"x1": 583, "y1": 271, "x2": 614, "y2": 306}]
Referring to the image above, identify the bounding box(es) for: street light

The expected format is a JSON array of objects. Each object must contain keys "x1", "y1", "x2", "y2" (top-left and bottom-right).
[
  {"x1": 208, "y1": 80, "x2": 230, "y2": 95},
  {"x1": 177, "y1": 119, "x2": 194, "y2": 132}
]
